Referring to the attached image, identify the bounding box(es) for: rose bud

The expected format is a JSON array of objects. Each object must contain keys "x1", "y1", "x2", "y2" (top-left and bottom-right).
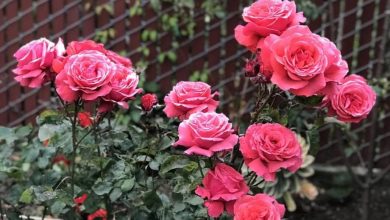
[
  {"x1": 141, "y1": 93, "x2": 158, "y2": 112},
  {"x1": 78, "y1": 112, "x2": 93, "y2": 128}
]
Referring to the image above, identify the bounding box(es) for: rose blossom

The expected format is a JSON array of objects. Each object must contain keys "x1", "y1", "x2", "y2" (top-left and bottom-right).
[
  {"x1": 235, "y1": 0, "x2": 306, "y2": 52},
  {"x1": 260, "y1": 25, "x2": 348, "y2": 96},
  {"x1": 53, "y1": 40, "x2": 132, "y2": 74},
  {"x1": 102, "y1": 65, "x2": 141, "y2": 109},
  {"x1": 12, "y1": 38, "x2": 64, "y2": 88},
  {"x1": 55, "y1": 50, "x2": 115, "y2": 102},
  {"x1": 174, "y1": 112, "x2": 238, "y2": 157},
  {"x1": 239, "y1": 123, "x2": 302, "y2": 181},
  {"x1": 323, "y1": 74, "x2": 376, "y2": 123},
  {"x1": 141, "y1": 93, "x2": 158, "y2": 111},
  {"x1": 234, "y1": 194, "x2": 285, "y2": 220},
  {"x1": 195, "y1": 163, "x2": 249, "y2": 218},
  {"x1": 163, "y1": 81, "x2": 219, "y2": 120}
]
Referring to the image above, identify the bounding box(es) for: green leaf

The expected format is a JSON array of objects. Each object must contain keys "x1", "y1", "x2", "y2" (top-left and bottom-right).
[
  {"x1": 141, "y1": 30, "x2": 149, "y2": 41},
  {"x1": 173, "y1": 202, "x2": 186, "y2": 213},
  {"x1": 38, "y1": 124, "x2": 61, "y2": 141},
  {"x1": 109, "y1": 188, "x2": 122, "y2": 202},
  {"x1": 19, "y1": 188, "x2": 33, "y2": 204},
  {"x1": 121, "y1": 178, "x2": 135, "y2": 192},
  {"x1": 149, "y1": 160, "x2": 159, "y2": 170},
  {"x1": 144, "y1": 191, "x2": 162, "y2": 210},
  {"x1": 92, "y1": 181, "x2": 113, "y2": 196},
  {"x1": 160, "y1": 136, "x2": 174, "y2": 150},
  {"x1": 159, "y1": 155, "x2": 189, "y2": 174},
  {"x1": 186, "y1": 196, "x2": 203, "y2": 205},
  {"x1": 33, "y1": 186, "x2": 56, "y2": 202},
  {"x1": 150, "y1": 0, "x2": 161, "y2": 11},
  {"x1": 157, "y1": 54, "x2": 165, "y2": 63},
  {"x1": 167, "y1": 51, "x2": 177, "y2": 62},
  {"x1": 51, "y1": 201, "x2": 67, "y2": 215},
  {"x1": 149, "y1": 30, "x2": 158, "y2": 42},
  {"x1": 15, "y1": 126, "x2": 32, "y2": 138},
  {"x1": 0, "y1": 126, "x2": 17, "y2": 144}
]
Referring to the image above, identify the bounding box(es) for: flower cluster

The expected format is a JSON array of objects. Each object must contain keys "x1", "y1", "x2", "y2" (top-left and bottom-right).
[
  {"x1": 161, "y1": 0, "x2": 377, "y2": 219},
  {"x1": 164, "y1": 81, "x2": 294, "y2": 219},
  {"x1": 10, "y1": 1, "x2": 377, "y2": 220},
  {"x1": 13, "y1": 38, "x2": 142, "y2": 112},
  {"x1": 235, "y1": 0, "x2": 376, "y2": 123}
]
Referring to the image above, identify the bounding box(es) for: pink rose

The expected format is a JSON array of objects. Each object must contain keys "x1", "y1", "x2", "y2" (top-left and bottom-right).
[
  {"x1": 53, "y1": 40, "x2": 132, "y2": 74},
  {"x1": 235, "y1": 0, "x2": 306, "y2": 52},
  {"x1": 234, "y1": 194, "x2": 285, "y2": 220},
  {"x1": 195, "y1": 163, "x2": 249, "y2": 218},
  {"x1": 66, "y1": 40, "x2": 132, "y2": 67},
  {"x1": 55, "y1": 50, "x2": 115, "y2": 102},
  {"x1": 323, "y1": 74, "x2": 376, "y2": 123},
  {"x1": 174, "y1": 112, "x2": 238, "y2": 157},
  {"x1": 163, "y1": 81, "x2": 219, "y2": 120},
  {"x1": 12, "y1": 38, "x2": 64, "y2": 88},
  {"x1": 102, "y1": 65, "x2": 141, "y2": 109},
  {"x1": 239, "y1": 123, "x2": 302, "y2": 181},
  {"x1": 260, "y1": 25, "x2": 348, "y2": 96}
]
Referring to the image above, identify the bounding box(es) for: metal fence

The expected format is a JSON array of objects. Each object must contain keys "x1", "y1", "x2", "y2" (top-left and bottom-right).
[{"x1": 0, "y1": 0, "x2": 389, "y2": 166}]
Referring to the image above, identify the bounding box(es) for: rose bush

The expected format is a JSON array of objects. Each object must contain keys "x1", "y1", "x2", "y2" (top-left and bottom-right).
[{"x1": 1, "y1": 1, "x2": 378, "y2": 219}]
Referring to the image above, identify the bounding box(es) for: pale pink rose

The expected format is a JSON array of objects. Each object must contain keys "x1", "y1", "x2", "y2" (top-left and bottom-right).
[
  {"x1": 323, "y1": 74, "x2": 376, "y2": 123},
  {"x1": 174, "y1": 112, "x2": 238, "y2": 157},
  {"x1": 260, "y1": 25, "x2": 348, "y2": 96},
  {"x1": 235, "y1": 0, "x2": 306, "y2": 52},
  {"x1": 239, "y1": 123, "x2": 302, "y2": 181},
  {"x1": 234, "y1": 194, "x2": 285, "y2": 220},
  {"x1": 102, "y1": 65, "x2": 141, "y2": 109},
  {"x1": 55, "y1": 50, "x2": 115, "y2": 102},
  {"x1": 195, "y1": 163, "x2": 249, "y2": 218},
  {"x1": 12, "y1": 38, "x2": 63, "y2": 88},
  {"x1": 163, "y1": 81, "x2": 219, "y2": 120}
]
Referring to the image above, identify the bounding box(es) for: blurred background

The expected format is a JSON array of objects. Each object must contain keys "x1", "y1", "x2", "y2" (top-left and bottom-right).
[{"x1": 0, "y1": 0, "x2": 389, "y2": 219}]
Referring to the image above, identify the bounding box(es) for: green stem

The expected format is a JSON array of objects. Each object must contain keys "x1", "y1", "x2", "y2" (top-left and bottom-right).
[
  {"x1": 71, "y1": 102, "x2": 79, "y2": 197},
  {"x1": 196, "y1": 157, "x2": 204, "y2": 178},
  {"x1": 248, "y1": 172, "x2": 257, "y2": 186},
  {"x1": 41, "y1": 206, "x2": 47, "y2": 220},
  {"x1": 0, "y1": 200, "x2": 4, "y2": 220}
]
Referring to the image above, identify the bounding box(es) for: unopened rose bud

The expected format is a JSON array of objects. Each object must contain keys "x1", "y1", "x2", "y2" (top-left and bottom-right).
[
  {"x1": 77, "y1": 112, "x2": 93, "y2": 128},
  {"x1": 141, "y1": 93, "x2": 158, "y2": 112},
  {"x1": 299, "y1": 179, "x2": 319, "y2": 201}
]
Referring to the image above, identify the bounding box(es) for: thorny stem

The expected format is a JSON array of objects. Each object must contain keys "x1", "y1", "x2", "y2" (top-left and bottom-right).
[{"x1": 250, "y1": 84, "x2": 275, "y2": 124}]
